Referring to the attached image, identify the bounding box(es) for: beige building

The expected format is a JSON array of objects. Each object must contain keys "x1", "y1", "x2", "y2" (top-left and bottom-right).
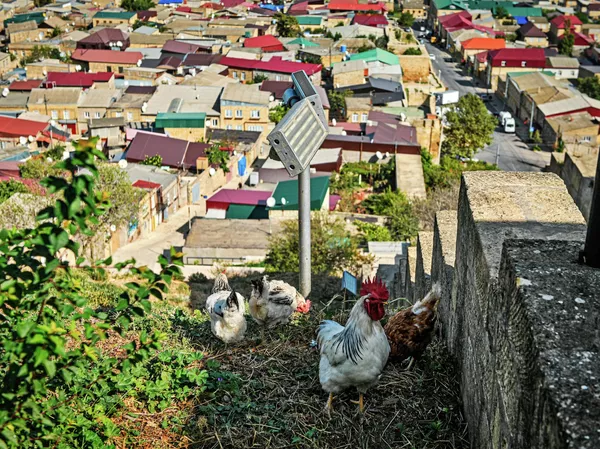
[
  {"x1": 544, "y1": 112, "x2": 599, "y2": 146},
  {"x1": 403, "y1": 0, "x2": 428, "y2": 20},
  {"x1": 28, "y1": 88, "x2": 83, "y2": 135},
  {"x1": 332, "y1": 59, "x2": 367, "y2": 88},
  {"x1": 220, "y1": 83, "x2": 269, "y2": 132},
  {"x1": 107, "y1": 90, "x2": 154, "y2": 123},
  {"x1": 0, "y1": 52, "x2": 16, "y2": 76},
  {"x1": 24, "y1": 59, "x2": 75, "y2": 79},
  {"x1": 7, "y1": 20, "x2": 40, "y2": 44},
  {"x1": 92, "y1": 11, "x2": 137, "y2": 27},
  {"x1": 77, "y1": 89, "x2": 122, "y2": 134},
  {"x1": 143, "y1": 85, "x2": 223, "y2": 126},
  {"x1": 345, "y1": 96, "x2": 372, "y2": 123}
]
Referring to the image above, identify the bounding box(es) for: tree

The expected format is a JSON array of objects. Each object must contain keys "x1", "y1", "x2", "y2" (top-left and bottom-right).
[
  {"x1": 0, "y1": 138, "x2": 184, "y2": 448},
  {"x1": 578, "y1": 76, "x2": 600, "y2": 100},
  {"x1": 494, "y1": 6, "x2": 509, "y2": 18},
  {"x1": 21, "y1": 45, "x2": 63, "y2": 65},
  {"x1": 20, "y1": 157, "x2": 64, "y2": 179},
  {"x1": 0, "y1": 179, "x2": 30, "y2": 204},
  {"x1": 269, "y1": 104, "x2": 290, "y2": 124},
  {"x1": 559, "y1": 20, "x2": 575, "y2": 56},
  {"x1": 50, "y1": 26, "x2": 62, "y2": 38},
  {"x1": 265, "y1": 213, "x2": 372, "y2": 275},
  {"x1": 360, "y1": 189, "x2": 419, "y2": 241},
  {"x1": 441, "y1": 93, "x2": 497, "y2": 160},
  {"x1": 575, "y1": 12, "x2": 590, "y2": 24},
  {"x1": 206, "y1": 143, "x2": 230, "y2": 173},
  {"x1": 121, "y1": 0, "x2": 154, "y2": 11},
  {"x1": 274, "y1": 12, "x2": 300, "y2": 37},
  {"x1": 251, "y1": 74, "x2": 269, "y2": 84},
  {"x1": 141, "y1": 154, "x2": 163, "y2": 167},
  {"x1": 374, "y1": 35, "x2": 389, "y2": 50},
  {"x1": 327, "y1": 90, "x2": 353, "y2": 120},
  {"x1": 397, "y1": 11, "x2": 415, "y2": 27},
  {"x1": 404, "y1": 47, "x2": 422, "y2": 55},
  {"x1": 46, "y1": 143, "x2": 66, "y2": 161}
]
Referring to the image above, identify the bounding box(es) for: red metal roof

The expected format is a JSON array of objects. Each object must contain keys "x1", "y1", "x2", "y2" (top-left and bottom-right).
[
  {"x1": 570, "y1": 32, "x2": 594, "y2": 45},
  {"x1": 175, "y1": 6, "x2": 192, "y2": 12},
  {"x1": 260, "y1": 80, "x2": 293, "y2": 99},
  {"x1": 126, "y1": 133, "x2": 210, "y2": 169},
  {"x1": 462, "y1": 37, "x2": 505, "y2": 50},
  {"x1": 72, "y1": 49, "x2": 143, "y2": 64},
  {"x1": 0, "y1": 116, "x2": 47, "y2": 138},
  {"x1": 162, "y1": 40, "x2": 204, "y2": 54},
  {"x1": 243, "y1": 35, "x2": 284, "y2": 51},
  {"x1": 328, "y1": 0, "x2": 386, "y2": 11},
  {"x1": 219, "y1": 56, "x2": 322, "y2": 75},
  {"x1": 488, "y1": 48, "x2": 546, "y2": 67},
  {"x1": 352, "y1": 14, "x2": 388, "y2": 27},
  {"x1": 438, "y1": 10, "x2": 471, "y2": 25},
  {"x1": 207, "y1": 189, "x2": 272, "y2": 206},
  {"x1": 133, "y1": 179, "x2": 161, "y2": 190},
  {"x1": 551, "y1": 15, "x2": 582, "y2": 28},
  {"x1": 9, "y1": 80, "x2": 42, "y2": 91},
  {"x1": 220, "y1": 0, "x2": 245, "y2": 7},
  {"x1": 46, "y1": 72, "x2": 114, "y2": 87}
]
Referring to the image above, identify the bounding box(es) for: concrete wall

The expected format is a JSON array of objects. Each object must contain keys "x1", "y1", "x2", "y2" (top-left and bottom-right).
[
  {"x1": 558, "y1": 152, "x2": 597, "y2": 221},
  {"x1": 382, "y1": 171, "x2": 600, "y2": 449}
]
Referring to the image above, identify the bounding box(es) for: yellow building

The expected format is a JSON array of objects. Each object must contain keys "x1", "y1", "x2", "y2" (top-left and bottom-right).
[
  {"x1": 0, "y1": 52, "x2": 16, "y2": 76},
  {"x1": 332, "y1": 59, "x2": 367, "y2": 88},
  {"x1": 345, "y1": 96, "x2": 372, "y2": 123},
  {"x1": 28, "y1": 88, "x2": 82, "y2": 135},
  {"x1": 220, "y1": 83, "x2": 270, "y2": 133},
  {"x1": 403, "y1": 0, "x2": 428, "y2": 20},
  {"x1": 91, "y1": 11, "x2": 137, "y2": 28}
]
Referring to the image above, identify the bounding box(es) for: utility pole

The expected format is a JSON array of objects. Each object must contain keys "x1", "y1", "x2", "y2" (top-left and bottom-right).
[{"x1": 582, "y1": 150, "x2": 600, "y2": 268}]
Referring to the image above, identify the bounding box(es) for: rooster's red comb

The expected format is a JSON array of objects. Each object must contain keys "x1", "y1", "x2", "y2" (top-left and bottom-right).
[{"x1": 360, "y1": 277, "x2": 389, "y2": 301}]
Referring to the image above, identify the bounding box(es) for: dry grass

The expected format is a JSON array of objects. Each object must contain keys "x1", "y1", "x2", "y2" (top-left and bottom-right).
[{"x1": 172, "y1": 273, "x2": 469, "y2": 449}]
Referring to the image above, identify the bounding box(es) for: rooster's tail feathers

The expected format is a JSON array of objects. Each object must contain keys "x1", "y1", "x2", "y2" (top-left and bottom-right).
[
  {"x1": 411, "y1": 283, "x2": 442, "y2": 314},
  {"x1": 316, "y1": 320, "x2": 344, "y2": 350}
]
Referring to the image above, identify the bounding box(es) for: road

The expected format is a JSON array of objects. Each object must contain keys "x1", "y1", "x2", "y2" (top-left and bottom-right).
[{"x1": 425, "y1": 43, "x2": 551, "y2": 172}]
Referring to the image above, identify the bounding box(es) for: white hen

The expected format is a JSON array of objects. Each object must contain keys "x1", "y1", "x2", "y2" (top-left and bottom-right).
[
  {"x1": 210, "y1": 289, "x2": 247, "y2": 343},
  {"x1": 317, "y1": 278, "x2": 391, "y2": 413},
  {"x1": 205, "y1": 272, "x2": 244, "y2": 315}
]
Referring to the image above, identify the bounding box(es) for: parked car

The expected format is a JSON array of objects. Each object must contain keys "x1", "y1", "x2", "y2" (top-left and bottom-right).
[
  {"x1": 478, "y1": 93, "x2": 493, "y2": 102},
  {"x1": 429, "y1": 54, "x2": 436, "y2": 60}
]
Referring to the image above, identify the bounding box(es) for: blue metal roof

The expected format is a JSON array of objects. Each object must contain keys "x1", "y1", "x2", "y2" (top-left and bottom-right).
[
  {"x1": 158, "y1": 0, "x2": 183, "y2": 3},
  {"x1": 515, "y1": 16, "x2": 528, "y2": 25}
]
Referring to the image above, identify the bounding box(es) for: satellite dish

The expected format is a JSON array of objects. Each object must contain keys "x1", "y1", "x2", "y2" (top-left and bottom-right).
[
  {"x1": 19, "y1": 136, "x2": 27, "y2": 145},
  {"x1": 118, "y1": 159, "x2": 128, "y2": 169},
  {"x1": 266, "y1": 197, "x2": 276, "y2": 208},
  {"x1": 124, "y1": 80, "x2": 129, "y2": 87},
  {"x1": 269, "y1": 95, "x2": 274, "y2": 102},
  {"x1": 385, "y1": 152, "x2": 390, "y2": 158},
  {"x1": 281, "y1": 197, "x2": 287, "y2": 205},
  {"x1": 46, "y1": 157, "x2": 53, "y2": 163},
  {"x1": 28, "y1": 135, "x2": 34, "y2": 142},
  {"x1": 332, "y1": 118, "x2": 337, "y2": 126},
  {"x1": 190, "y1": 68, "x2": 197, "y2": 76},
  {"x1": 117, "y1": 41, "x2": 123, "y2": 47},
  {"x1": 209, "y1": 167, "x2": 216, "y2": 176},
  {"x1": 137, "y1": 59, "x2": 142, "y2": 67},
  {"x1": 1, "y1": 88, "x2": 9, "y2": 97},
  {"x1": 42, "y1": 69, "x2": 47, "y2": 76},
  {"x1": 76, "y1": 65, "x2": 82, "y2": 71},
  {"x1": 110, "y1": 224, "x2": 117, "y2": 232}
]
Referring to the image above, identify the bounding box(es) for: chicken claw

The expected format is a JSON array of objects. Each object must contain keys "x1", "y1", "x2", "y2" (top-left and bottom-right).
[{"x1": 350, "y1": 393, "x2": 365, "y2": 413}]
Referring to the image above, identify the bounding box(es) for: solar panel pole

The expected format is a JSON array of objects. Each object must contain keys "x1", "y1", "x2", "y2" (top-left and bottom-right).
[{"x1": 299, "y1": 167, "x2": 311, "y2": 297}]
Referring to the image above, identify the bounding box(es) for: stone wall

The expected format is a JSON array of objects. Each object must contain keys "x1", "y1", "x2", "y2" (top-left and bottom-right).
[
  {"x1": 384, "y1": 171, "x2": 600, "y2": 449},
  {"x1": 558, "y1": 152, "x2": 597, "y2": 221},
  {"x1": 398, "y1": 55, "x2": 430, "y2": 82}
]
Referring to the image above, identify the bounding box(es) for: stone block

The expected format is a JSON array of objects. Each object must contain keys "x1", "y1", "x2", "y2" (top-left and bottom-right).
[{"x1": 415, "y1": 231, "x2": 434, "y2": 301}]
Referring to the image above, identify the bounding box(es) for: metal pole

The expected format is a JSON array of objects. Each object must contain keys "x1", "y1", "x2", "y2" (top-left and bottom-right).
[
  {"x1": 495, "y1": 144, "x2": 499, "y2": 166},
  {"x1": 298, "y1": 167, "x2": 311, "y2": 297},
  {"x1": 582, "y1": 150, "x2": 600, "y2": 268}
]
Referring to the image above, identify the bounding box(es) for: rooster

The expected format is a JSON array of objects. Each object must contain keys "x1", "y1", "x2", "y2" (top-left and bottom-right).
[
  {"x1": 209, "y1": 289, "x2": 247, "y2": 343},
  {"x1": 317, "y1": 278, "x2": 390, "y2": 414},
  {"x1": 249, "y1": 275, "x2": 311, "y2": 340},
  {"x1": 384, "y1": 283, "x2": 441, "y2": 369},
  {"x1": 205, "y1": 272, "x2": 244, "y2": 315}
]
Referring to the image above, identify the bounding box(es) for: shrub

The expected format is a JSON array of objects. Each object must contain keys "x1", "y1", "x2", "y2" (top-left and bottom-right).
[
  {"x1": 404, "y1": 47, "x2": 422, "y2": 55},
  {"x1": 355, "y1": 221, "x2": 392, "y2": 244},
  {"x1": 141, "y1": 154, "x2": 163, "y2": 167},
  {"x1": 0, "y1": 179, "x2": 30, "y2": 204},
  {"x1": 188, "y1": 272, "x2": 208, "y2": 283},
  {"x1": 265, "y1": 213, "x2": 372, "y2": 275},
  {"x1": 360, "y1": 189, "x2": 419, "y2": 241},
  {"x1": 0, "y1": 138, "x2": 186, "y2": 448}
]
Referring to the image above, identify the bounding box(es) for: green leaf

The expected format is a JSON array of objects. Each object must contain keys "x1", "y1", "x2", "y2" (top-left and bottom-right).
[{"x1": 33, "y1": 347, "x2": 49, "y2": 367}]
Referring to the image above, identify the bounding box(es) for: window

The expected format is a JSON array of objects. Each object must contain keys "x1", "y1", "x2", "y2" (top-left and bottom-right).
[
  {"x1": 557, "y1": 70, "x2": 562, "y2": 76},
  {"x1": 84, "y1": 111, "x2": 90, "y2": 119},
  {"x1": 236, "y1": 125, "x2": 243, "y2": 130},
  {"x1": 51, "y1": 110, "x2": 58, "y2": 120},
  {"x1": 115, "y1": 112, "x2": 122, "y2": 117},
  {"x1": 225, "y1": 109, "x2": 232, "y2": 118},
  {"x1": 352, "y1": 113, "x2": 358, "y2": 123},
  {"x1": 106, "y1": 66, "x2": 112, "y2": 72},
  {"x1": 361, "y1": 113, "x2": 368, "y2": 122},
  {"x1": 232, "y1": 71, "x2": 238, "y2": 79},
  {"x1": 501, "y1": 61, "x2": 506, "y2": 67},
  {"x1": 118, "y1": 66, "x2": 124, "y2": 74},
  {"x1": 127, "y1": 112, "x2": 133, "y2": 121},
  {"x1": 241, "y1": 72, "x2": 246, "y2": 81},
  {"x1": 63, "y1": 110, "x2": 70, "y2": 119},
  {"x1": 235, "y1": 109, "x2": 243, "y2": 118},
  {"x1": 275, "y1": 75, "x2": 281, "y2": 81},
  {"x1": 226, "y1": 125, "x2": 232, "y2": 130},
  {"x1": 249, "y1": 125, "x2": 264, "y2": 132},
  {"x1": 94, "y1": 112, "x2": 101, "y2": 119},
  {"x1": 582, "y1": 136, "x2": 592, "y2": 142},
  {"x1": 212, "y1": 118, "x2": 218, "y2": 126},
  {"x1": 251, "y1": 110, "x2": 260, "y2": 118}
]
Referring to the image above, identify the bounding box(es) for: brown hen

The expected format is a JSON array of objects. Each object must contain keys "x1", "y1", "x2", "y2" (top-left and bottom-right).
[{"x1": 384, "y1": 283, "x2": 441, "y2": 367}]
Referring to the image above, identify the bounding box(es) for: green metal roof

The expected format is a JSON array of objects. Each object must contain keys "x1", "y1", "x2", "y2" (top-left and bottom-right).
[
  {"x1": 432, "y1": 0, "x2": 468, "y2": 10},
  {"x1": 93, "y1": 11, "x2": 136, "y2": 20},
  {"x1": 288, "y1": 37, "x2": 320, "y2": 47},
  {"x1": 501, "y1": 6, "x2": 543, "y2": 17},
  {"x1": 507, "y1": 70, "x2": 555, "y2": 78},
  {"x1": 226, "y1": 204, "x2": 268, "y2": 219},
  {"x1": 269, "y1": 176, "x2": 329, "y2": 211},
  {"x1": 155, "y1": 112, "x2": 206, "y2": 129},
  {"x1": 4, "y1": 12, "x2": 45, "y2": 27},
  {"x1": 296, "y1": 16, "x2": 322, "y2": 25},
  {"x1": 349, "y1": 48, "x2": 399, "y2": 66}
]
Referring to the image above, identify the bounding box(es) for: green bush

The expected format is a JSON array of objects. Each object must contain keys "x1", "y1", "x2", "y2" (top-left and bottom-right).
[
  {"x1": 404, "y1": 47, "x2": 422, "y2": 55},
  {"x1": 188, "y1": 272, "x2": 208, "y2": 283},
  {"x1": 0, "y1": 138, "x2": 187, "y2": 448},
  {"x1": 0, "y1": 179, "x2": 30, "y2": 204},
  {"x1": 355, "y1": 221, "x2": 392, "y2": 244},
  {"x1": 265, "y1": 213, "x2": 372, "y2": 275},
  {"x1": 360, "y1": 189, "x2": 419, "y2": 241}
]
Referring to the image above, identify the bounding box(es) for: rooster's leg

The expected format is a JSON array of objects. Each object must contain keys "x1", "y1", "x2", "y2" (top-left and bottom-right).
[
  {"x1": 351, "y1": 393, "x2": 365, "y2": 413},
  {"x1": 325, "y1": 393, "x2": 334, "y2": 413},
  {"x1": 260, "y1": 326, "x2": 265, "y2": 343}
]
